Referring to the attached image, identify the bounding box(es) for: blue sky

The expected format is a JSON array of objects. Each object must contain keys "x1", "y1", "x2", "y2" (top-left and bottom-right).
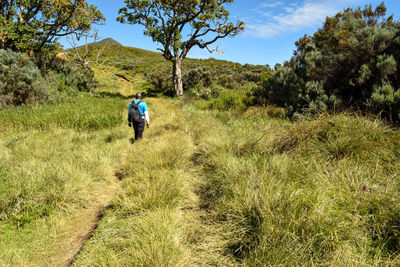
[{"x1": 63, "y1": 0, "x2": 400, "y2": 66}]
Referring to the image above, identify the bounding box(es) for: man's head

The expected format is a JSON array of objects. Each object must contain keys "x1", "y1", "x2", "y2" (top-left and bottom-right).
[{"x1": 135, "y1": 93, "x2": 142, "y2": 100}]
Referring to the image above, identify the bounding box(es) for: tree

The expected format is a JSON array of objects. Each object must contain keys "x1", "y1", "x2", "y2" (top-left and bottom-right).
[
  {"x1": 117, "y1": 0, "x2": 244, "y2": 96},
  {"x1": 0, "y1": 0, "x2": 104, "y2": 53}
]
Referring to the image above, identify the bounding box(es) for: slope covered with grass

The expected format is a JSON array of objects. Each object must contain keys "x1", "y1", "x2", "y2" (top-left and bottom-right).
[{"x1": 84, "y1": 43, "x2": 269, "y2": 99}]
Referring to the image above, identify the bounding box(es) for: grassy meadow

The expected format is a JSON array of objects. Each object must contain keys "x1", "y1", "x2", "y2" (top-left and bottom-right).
[
  {"x1": 0, "y1": 62, "x2": 399, "y2": 266},
  {"x1": 0, "y1": 73, "x2": 136, "y2": 265}
]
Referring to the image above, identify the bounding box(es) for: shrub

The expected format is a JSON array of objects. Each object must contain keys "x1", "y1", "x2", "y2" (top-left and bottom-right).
[
  {"x1": 209, "y1": 89, "x2": 246, "y2": 111},
  {"x1": 197, "y1": 84, "x2": 224, "y2": 100},
  {"x1": 48, "y1": 63, "x2": 97, "y2": 93},
  {"x1": 35, "y1": 53, "x2": 98, "y2": 94},
  {"x1": 145, "y1": 68, "x2": 175, "y2": 97},
  {"x1": 0, "y1": 49, "x2": 48, "y2": 107},
  {"x1": 371, "y1": 84, "x2": 400, "y2": 120},
  {"x1": 259, "y1": 3, "x2": 400, "y2": 122}
]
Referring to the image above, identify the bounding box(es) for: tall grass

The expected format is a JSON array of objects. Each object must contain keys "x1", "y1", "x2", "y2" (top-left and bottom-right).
[
  {"x1": 185, "y1": 105, "x2": 400, "y2": 266},
  {"x1": 0, "y1": 95, "x2": 126, "y2": 132},
  {"x1": 73, "y1": 99, "x2": 192, "y2": 266},
  {"x1": 0, "y1": 125, "x2": 133, "y2": 265},
  {"x1": 0, "y1": 95, "x2": 132, "y2": 265}
]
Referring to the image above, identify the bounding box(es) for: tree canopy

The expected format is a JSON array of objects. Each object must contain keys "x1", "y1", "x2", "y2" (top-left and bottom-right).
[{"x1": 0, "y1": 0, "x2": 104, "y2": 52}]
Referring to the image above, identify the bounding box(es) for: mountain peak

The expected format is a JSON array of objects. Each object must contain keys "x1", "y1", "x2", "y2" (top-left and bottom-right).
[{"x1": 95, "y1": 38, "x2": 122, "y2": 46}]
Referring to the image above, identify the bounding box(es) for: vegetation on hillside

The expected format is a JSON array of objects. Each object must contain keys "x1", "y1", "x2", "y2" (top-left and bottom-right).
[
  {"x1": 86, "y1": 43, "x2": 270, "y2": 107},
  {"x1": 0, "y1": 49, "x2": 47, "y2": 107},
  {"x1": 0, "y1": 48, "x2": 99, "y2": 107},
  {"x1": 0, "y1": 0, "x2": 103, "y2": 107}
]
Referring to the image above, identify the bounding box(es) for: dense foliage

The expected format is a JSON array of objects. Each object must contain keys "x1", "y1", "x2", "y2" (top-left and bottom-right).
[
  {"x1": 0, "y1": 1, "x2": 103, "y2": 107},
  {"x1": 0, "y1": 49, "x2": 98, "y2": 107},
  {"x1": 0, "y1": 0, "x2": 104, "y2": 53},
  {"x1": 45, "y1": 58, "x2": 97, "y2": 94},
  {"x1": 258, "y1": 3, "x2": 400, "y2": 121},
  {"x1": 0, "y1": 49, "x2": 47, "y2": 107}
]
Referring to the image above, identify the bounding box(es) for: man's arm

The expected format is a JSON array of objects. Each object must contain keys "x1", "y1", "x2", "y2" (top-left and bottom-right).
[
  {"x1": 144, "y1": 111, "x2": 150, "y2": 127},
  {"x1": 143, "y1": 103, "x2": 150, "y2": 128}
]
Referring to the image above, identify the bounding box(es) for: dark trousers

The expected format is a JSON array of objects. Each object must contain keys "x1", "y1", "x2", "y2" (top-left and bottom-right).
[{"x1": 133, "y1": 119, "x2": 145, "y2": 140}]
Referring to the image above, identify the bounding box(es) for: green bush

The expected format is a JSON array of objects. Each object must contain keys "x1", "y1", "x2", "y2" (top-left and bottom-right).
[
  {"x1": 260, "y1": 3, "x2": 400, "y2": 122},
  {"x1": 53, "y1": 63, "x2": 96, "y2": 93},
  {"x1": 0, "y1": 49, "x2": 48, "y2": 107},
  {"x1": 145, "y1": 67, "x2": 175, "y2": 97},
  {"x1": 209, "y1": 89, "x2": 247, "y2": 111},
  {"x1": 371, "y1": 84, "x2": 400, "y2": 119},
  {"x1": 35, "y1": 53, "x2": 97, "y2": 94},
  {"x1": 187, "y1": 84, "x2": 224, "y2": 100}
]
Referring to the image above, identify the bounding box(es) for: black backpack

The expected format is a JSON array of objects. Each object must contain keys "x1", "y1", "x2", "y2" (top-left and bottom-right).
[{"x1": 129, "y1": 100, "x2": 142, "y2": 122}]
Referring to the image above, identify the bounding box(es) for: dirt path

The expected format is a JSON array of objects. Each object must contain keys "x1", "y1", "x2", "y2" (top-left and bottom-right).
[
  {"x1": 149, "y1": 99, "x2": 236, "y2": 265},
  {"x1": 62, "y1": 207, "x2": 107, "y2": 266},
  {"x1": 61, "y1": 184, "x2": 117, "y2": 266},
  {"x1": 59, "y1": 133, "x2": 135, "y2": 266},
  {"x1": 69, "y1": 98, "x2": 236, "y2": 266},
  {"x1": 179, "y1": 128, "x2": 237, "y2": 265}
]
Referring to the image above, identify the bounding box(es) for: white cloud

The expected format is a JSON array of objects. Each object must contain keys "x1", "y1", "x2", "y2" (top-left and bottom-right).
[
  {"x1": 245, "y1": 0, "x2": 360, "y2": 39},
  {"x1": 259, "y1": 1, "x2": 285, "y2": 8}
]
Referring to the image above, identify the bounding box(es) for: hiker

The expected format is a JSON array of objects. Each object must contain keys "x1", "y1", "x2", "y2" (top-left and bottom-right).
[{"x1": 128, "y1": 93, "x2": 150, "y2": 140}]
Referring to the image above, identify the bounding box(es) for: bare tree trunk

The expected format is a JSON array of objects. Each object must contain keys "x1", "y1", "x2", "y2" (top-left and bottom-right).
[{"x1": 172, "y1": 58, "x2": 183, "y2": 97}]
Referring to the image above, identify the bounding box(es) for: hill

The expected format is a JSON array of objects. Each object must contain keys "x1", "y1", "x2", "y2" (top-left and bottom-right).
[
  {"x1": 94, "y1": 38, "x2": 122, "y2": 46},
  {"x1": 69, "y1": 38, "x2": 122, "y2": 51},
  {"x1": 87, "y1": 43, "x2": 270, "y2": 99},
  {"x1": 75, "y1": 37, "x2": 122, "y2": 47}
]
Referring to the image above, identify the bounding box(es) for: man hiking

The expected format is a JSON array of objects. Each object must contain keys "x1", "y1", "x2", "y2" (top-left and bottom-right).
[{"x1": 128, "y1": 93, "x2": 150, "y2": 141}]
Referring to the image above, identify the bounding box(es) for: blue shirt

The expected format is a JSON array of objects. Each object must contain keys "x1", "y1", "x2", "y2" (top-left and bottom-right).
[{"x1": 128, "y1": 100, "x2": 148, "y2": 115}]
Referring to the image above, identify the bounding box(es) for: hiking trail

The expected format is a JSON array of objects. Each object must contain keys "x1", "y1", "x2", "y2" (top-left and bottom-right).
[{"x1": 69, "y1": 98, "x2": 236, "y2": 266}]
